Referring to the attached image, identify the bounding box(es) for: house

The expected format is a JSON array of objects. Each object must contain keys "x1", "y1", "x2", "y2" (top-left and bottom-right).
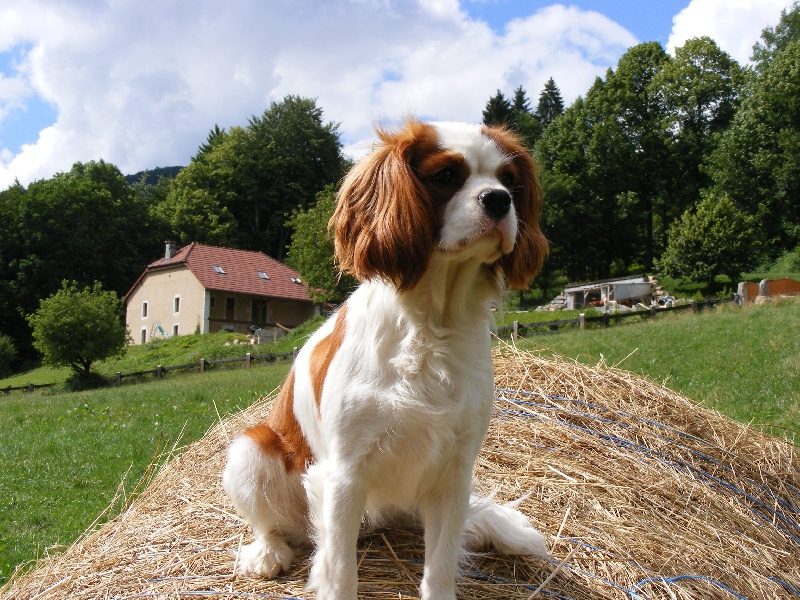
[
  {"x1": 563, "y1": 274, "x2": 655, "y2": 310},
  {"x1": 124, "y1": 242, "x2": 320, "y2": 345}
]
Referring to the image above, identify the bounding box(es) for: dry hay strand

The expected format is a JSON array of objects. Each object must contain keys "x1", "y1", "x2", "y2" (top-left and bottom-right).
[{"x1": 2, "y1": 345, "x2": 798, "y2": 600}]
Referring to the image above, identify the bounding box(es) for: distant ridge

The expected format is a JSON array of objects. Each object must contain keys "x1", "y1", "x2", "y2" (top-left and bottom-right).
[{"x1": 124, "y1": 166, "x2": 183, "y2": 185}]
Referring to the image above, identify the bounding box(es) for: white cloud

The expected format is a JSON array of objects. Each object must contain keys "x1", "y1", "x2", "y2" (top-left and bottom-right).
[
  {"x1": 0, "y1": 0, "x2": 637, "y2": 187},
  {"x1": 667, "y1": 0, "x2": 791, "y2": 63}
]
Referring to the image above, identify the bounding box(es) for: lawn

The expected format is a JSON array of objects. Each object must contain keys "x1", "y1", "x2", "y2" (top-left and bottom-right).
[
  {"x1": 0, "y1": 363, "x2": 291, "y2": 585},
  {"x1": 513, "y1": 299, "x2": 800, "y2": 439}
]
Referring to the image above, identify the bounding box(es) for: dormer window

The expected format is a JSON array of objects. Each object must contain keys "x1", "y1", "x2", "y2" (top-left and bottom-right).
[
  {"x1": 290, "y1": 277, "x2": 301, "y2": 284},
  {"x1": 213, "y1": 265, "x2": 225, "y2": 274},
  {"x1": 258, "y1": 271, "x2": 270, "y2": 280}
]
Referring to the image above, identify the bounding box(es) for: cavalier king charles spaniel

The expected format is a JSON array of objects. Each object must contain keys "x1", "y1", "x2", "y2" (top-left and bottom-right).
[{"x1": 223, "y1": 119, "x2": 550, "y2": 599}]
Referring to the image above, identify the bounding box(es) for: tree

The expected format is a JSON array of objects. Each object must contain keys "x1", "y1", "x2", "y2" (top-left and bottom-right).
[
  {"x1": 163, "y1": 96, "x2": 346, "y2": 259},
  {"x1": 593, "y1": 42, "x2": 673, "y2": 270},
  {"x1": 536, "y1": 96, "x2": 620, "y2": 280},
  {"x1": 482, "y1": 90, "x2": 514, "y2": 126},
  {"x1": 0, "y1": 334, "x2": 16, "y2": 378},
  {"x1": 194, "y1": 124, "x2": 227, "y2": 161},
  {"x1": 512, "y1": 85, "x2": 532, "y2": 115},
  {"x1": 155, "y1": 129, "x2": 242, "y2": 248},
  {"x1": 536, "y1": 77, "x2": 565, "y2": 127},
  {"x1": 27, "y1": 281, "x2": 129, "y2": 378},
  {"x1": 751, "y1": 1, "x2": 800, "y2": 72},
  {"x1": 0, "y1": 162, "x2": 161, "y2": 359},
  {"x1": 657, "y1": 192, "x2": 756, "y2": 289},
  {"x1": 284, "y1": 186, "x2": 357, "y2": 303},
  {"x1": 707, "y1": 38, "x2": 800, "y2": 255},
  {"x1": 654, "y1": 37, "x2": 743, "y2": 244}
]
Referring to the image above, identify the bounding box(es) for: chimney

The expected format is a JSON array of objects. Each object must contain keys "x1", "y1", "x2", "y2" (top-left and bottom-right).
[{"x1": 165, "y1": 241, "x2": 177, "y2": 260}]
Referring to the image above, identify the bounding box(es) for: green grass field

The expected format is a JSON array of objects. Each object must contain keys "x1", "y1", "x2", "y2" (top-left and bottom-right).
[
  {"x1": 0, "y1": 364, "x2": 291, "y2": 585},
  {"x1": 513, "y1": 299, "x2": 800, "y2": 438},
  {"x1": 0, "y1": 299, "x2": 797, "y2": 586}
]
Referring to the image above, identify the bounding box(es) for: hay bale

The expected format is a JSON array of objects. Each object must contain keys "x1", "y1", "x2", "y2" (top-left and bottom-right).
[{"x1": 2, "y1": 347, "x2": 798, "y2": 599}]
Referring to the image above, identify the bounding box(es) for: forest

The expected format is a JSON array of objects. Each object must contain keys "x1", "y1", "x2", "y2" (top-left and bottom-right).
[{"x1": 1, "y1": 4, "x2": 799, "y2": 367}]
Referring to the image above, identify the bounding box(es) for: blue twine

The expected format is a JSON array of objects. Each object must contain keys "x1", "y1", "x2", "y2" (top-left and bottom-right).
[
  {"x1": 769, "y1": 576, "x2": 800, "y2": 596},
  {"x1": 493, "y1": 389, "x2": 800, "y2": 545},
  {"x1": 632, "y1": 575, "x2": 748, "y2": 599}
]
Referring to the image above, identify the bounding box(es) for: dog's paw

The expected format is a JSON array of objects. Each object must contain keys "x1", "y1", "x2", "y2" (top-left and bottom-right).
[{"x1": 234, "y1": 537, "x2": 295, "y2": 578}]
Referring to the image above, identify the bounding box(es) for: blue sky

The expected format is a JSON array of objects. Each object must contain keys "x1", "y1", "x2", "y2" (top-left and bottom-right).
[
  {"x1": 465, "y1": 0, "x2": 691, "y2": 44},
  {"x1": 0, "y1": 0, "x2": 791, "y2": 187}
]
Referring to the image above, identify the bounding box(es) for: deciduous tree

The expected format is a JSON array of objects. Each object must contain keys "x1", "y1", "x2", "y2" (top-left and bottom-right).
[
  {"x1": 164, "y1": 96, "x2": 346, "y2": 259},
  {"x1": 284, "y1": 186, "x2": 357, "y2": 303},
  {"x1": 657, "y1": 192, "x2": 756, "y2": 289},
  {"x1": 27, "y1": 281, "x2": 129, "y2": 378},
  {"x1": 707, "y1": 37, "x2": 800, "y2": 255},
  {"x1": 0, "y1": 162, "x2": 160, "y2": 357},
  {"x1": 655, "y1": 37, "x2": 742, "y2": 229}
]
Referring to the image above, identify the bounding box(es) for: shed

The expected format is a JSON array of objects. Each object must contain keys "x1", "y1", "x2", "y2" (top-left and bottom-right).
[{"x1": 564, "y1": 274, "x2": 654, "y2": 310}]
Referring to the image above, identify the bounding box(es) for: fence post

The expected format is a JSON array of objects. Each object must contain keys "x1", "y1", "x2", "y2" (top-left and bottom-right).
[
  {"x1": 28, "y1": 382, "x2": 34, "y2": 393},
  {"x1": 579, "y1": 313, "x2": 585, "y2": 330},
  {"x1": 116, "y1": 371, "x2": 122, "y2": 385},
  {"x1": 512, "y1": 321, "x2": 519, "y2": 340},
  {"x1": 245, "y1": 352, "x2": 252, "y2": 368},
  {"x1": 200, "y1": 358, "x2": 206, "y2": 374},
  {"x1": 650, "y1": 304, "x2": 657, "y2": 319},
  {"x1": 691, "y1": 300, "x2": 698, "y2": 314},
  {"x1": 157, "y1": 365, "x2": 163, "y2": 379},
  {"x1": 602, "y1": 312, "x2": 609, "y2": 328}
]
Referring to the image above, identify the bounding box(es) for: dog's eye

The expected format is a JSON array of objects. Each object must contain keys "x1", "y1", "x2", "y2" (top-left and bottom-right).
[
  {"x1": 500, "y1": 172, "x2": 515, "y2": 188},
  {"x1": 432, "y1": 168, "x2": 456, "y2": 185}
]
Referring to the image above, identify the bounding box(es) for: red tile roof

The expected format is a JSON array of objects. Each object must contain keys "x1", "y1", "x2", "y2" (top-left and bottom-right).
[{"x1": 129, "y1": 243, "x2": 313, "y2": 302}]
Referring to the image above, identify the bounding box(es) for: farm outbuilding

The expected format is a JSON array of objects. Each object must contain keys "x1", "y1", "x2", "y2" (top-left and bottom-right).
[{"x1": 564, "y1": 274, "x2": 655, "y2": 310}]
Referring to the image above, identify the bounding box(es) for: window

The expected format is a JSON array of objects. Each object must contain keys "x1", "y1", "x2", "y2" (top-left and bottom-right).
[
  {"x1": 210, "y1": 295, "x2": 216, "y2": 309},
  {"x1": 290, "y1": 277, "x2": 302, "y2": 284},
  {"x1": 141, "y1": 301, "x2": 148, "y2": 318},
  {"x1": 172, "y1": 324, "x2": 179, "y2": 337},
  {"x1": 173, "y1": 296, "x2": 181, "y2": 314},
  {"x1": 213, "y1": 265, "x2": 225, "y2": 274},
  {"x1": 140, "y1": 328, "x2": 147, "y2": 344},
  {"x1": 257, "y1": 271, "x2": 270, "y2": 280}
]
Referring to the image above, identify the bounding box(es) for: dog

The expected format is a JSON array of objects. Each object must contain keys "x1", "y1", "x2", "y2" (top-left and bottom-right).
[{"x1": 222, "y1": 119, "x2": 550, "y2": 600}]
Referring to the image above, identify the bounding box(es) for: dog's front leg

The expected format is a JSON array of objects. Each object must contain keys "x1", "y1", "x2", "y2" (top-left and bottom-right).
[
  {"x1": 419, "y1": 476, "x2": 471, "y2": 600},
  {"x1": 305, "y1": 463, "x2": 366, "y2": 600}
]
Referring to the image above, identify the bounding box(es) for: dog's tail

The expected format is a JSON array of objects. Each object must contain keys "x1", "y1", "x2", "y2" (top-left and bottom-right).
[{"x1": 463, "y1": 492, "x2": 549, "y2": 558}]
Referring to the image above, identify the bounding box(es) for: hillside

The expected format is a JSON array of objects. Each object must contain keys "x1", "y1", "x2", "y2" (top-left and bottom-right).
[
  {"x1": 124, "y1": 165, "x2": 183, "y2": 185},
  {"x1": 516, "y1": 298, "x2": 800, "y2": 440}
]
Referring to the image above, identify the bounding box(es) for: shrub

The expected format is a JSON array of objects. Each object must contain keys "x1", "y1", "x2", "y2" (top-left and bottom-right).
[{"x1": 0, "y1": 334, "x2": 16, "y2": 378}]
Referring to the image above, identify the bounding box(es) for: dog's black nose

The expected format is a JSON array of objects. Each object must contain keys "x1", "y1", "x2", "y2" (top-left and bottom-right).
[{"x1": 478, "y1": 188, "x2": 512, "y2": 221}]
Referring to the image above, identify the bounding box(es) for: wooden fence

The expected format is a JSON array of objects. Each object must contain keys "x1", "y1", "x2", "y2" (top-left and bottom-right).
[
  {"x1": 497, "y1": 298, "x2": 729, "y2": 338},
  {"x1": 0, "y1": 350, "x2": 296, "y2": 395},
  {"x1": 1, "y1": 299, "x2": 736, "y2": 395}
]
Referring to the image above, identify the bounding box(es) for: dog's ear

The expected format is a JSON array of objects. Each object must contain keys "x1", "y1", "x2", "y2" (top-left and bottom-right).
[
  {"x1": 485, "y1": 128, "x2": 549, "y2": 290},
  {"x1": 330, "y1": 120, "x2": 438, "y2": 292}
]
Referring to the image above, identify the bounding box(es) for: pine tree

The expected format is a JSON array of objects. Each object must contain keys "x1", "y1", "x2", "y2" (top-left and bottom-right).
[
  {"x1": 512, "y1": 86, "x2": 532, "y2": 115},
  {"x1": 482, "y1": 90, "x2": 514, "y2": 126},
  {"x1": 536, "y1": 77, "x2": 565, "y2": 127}
]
